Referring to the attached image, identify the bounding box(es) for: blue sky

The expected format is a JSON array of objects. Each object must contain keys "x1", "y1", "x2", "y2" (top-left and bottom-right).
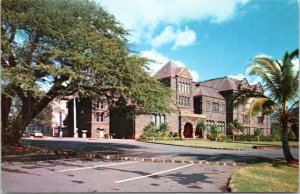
[{"x1": 98, "y1": 0, "x2": 298, "y2": 84}]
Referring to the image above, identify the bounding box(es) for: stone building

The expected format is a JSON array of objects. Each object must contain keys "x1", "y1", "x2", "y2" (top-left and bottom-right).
[
  {"x1": 67, "y1": 98, "x2": 110, "y2": 138},
  {"x1": 67, "y1": 61, "x2": 270, "y2": 138},
  {"x1": 199, "y1": 77, "x2": 270, "y2": 135}
]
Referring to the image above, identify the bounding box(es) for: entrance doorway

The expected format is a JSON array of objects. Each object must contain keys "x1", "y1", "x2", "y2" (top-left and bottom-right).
[{"x1": 184, "y1": 123, "x2": 193, "y2": 138}]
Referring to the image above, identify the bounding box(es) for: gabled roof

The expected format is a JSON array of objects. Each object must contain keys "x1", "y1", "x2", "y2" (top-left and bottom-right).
[
  {"x1": 200, "y1": 76, "x2": 250, "y2": 92},
  {"x1": 193, "y1": 85, "x2": 225, "y2": 100},
  {"x1": 154, "y1": 61, "x2": 178, "y2": 80},
  {"x1": 154, "y1": 61, "x2": 192, "y2": 80},
  {"x1": 199, "y1": 76, "x2": 263, "y2": 93}
]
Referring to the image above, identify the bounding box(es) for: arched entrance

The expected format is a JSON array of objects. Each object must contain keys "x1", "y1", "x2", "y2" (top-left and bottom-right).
[{"x1": 184, "y1": 123, "x2": 193, "y2": 138}]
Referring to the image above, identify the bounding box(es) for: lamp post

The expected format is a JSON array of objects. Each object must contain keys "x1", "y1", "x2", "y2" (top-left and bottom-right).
[{"x1": 73, "y1": 94, "x2": 78, "y2": 138}]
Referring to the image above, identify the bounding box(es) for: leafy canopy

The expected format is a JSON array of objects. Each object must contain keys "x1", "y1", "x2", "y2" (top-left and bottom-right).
[{"x1": 1, "y1": 0, "x2": 172, "y2": 118}]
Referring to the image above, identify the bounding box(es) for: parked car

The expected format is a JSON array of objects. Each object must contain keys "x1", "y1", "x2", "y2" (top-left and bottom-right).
[{"x1": 31, "y1": 130, "x2": 43, "y2": 137}]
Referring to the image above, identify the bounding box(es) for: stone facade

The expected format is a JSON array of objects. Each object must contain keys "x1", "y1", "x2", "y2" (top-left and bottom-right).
[
  {"x1": 68, "y1": 98, "x2": 109, "y2": 138},
  {"x1": 67, "y1": 61, "x2": 270, "y2": 139}
]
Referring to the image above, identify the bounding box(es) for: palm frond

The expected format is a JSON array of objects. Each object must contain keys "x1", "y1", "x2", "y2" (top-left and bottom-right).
[{"x1": 245, "y1": 97, "x2": 273, "y2": 118}]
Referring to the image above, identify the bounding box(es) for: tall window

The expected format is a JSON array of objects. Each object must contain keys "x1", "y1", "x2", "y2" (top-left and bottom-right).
[
  {"x1": 152, "y1": 114, "x2": 166, "y2": 128},
  {"x1": 257, "y1": 117, "x2": 263, "y2": 124},
  {"x1": 179, "y1": 82, "x2": 182, "y2": 92},
  {"x1": 96, "y1": 113, "x2": 99, "y2": 121},
  {"x1": 100, "y1": 113, "x2": 104, "y2": 122},
  {"x1": 96, "y1": 112, "x2": 104, "y2": 122},
  {"x1": 243, "y1": 115, "x2": 250, "y2": 124},
  {"x1": 96, "y1": 100, "x2": 104, "y2": 109}
]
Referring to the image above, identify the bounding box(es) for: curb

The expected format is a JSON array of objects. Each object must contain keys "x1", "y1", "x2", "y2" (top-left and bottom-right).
[{"x1": 10, "y1": 146, "x2": 246, "y2": 167}]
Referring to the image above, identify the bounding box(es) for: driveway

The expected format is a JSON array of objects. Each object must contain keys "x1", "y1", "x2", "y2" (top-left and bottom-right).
[{"x1": 22, "y1": 138, "x2": 299, "y2": 164}]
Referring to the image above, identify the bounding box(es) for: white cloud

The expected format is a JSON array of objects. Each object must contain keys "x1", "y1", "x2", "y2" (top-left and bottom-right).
[
  {"x1": 151, "y1": 26, "x2": 196, "y2": 49},
  {"x1": 190, "y1": 70, "x2": 200, "y2": 82},
  {"x1": 140, "y1": 49, "x2": 200, "y2": 81},
  {"x1": 173, "y1": 26, "x2": 196, "y2": 49},
  {"x1": 99, "y1": 0, "x2": 250, "y2": 43},
  {"x1": 228, "y1": 73, "x2": 262, "y2": 85},
  {"x1": 151, "y1": 26, "x2": 175, "y2": 48}
]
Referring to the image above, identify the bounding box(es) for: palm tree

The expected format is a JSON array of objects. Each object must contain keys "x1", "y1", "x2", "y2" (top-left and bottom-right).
[
  {"x1": 227, "y1": 119, "x2": 243, "y2": 141},
  {"x1": 234, "y1": 49, "x2": 299, "y2": 164},
  {"x1": 196, "y1": 119, "x2": 206, "y2": 138}
]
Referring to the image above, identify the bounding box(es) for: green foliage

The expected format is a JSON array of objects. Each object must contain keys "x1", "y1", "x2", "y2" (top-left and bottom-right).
[
  {"x1": 32, "y1": 104, "x2": 52, "y2": 126},
  {"x1": 233, "y1": 49, "x2": 299, "y2": 163},
  {"x1": 254, "y1": 128, "x2": 263, "y2": 141},
  {"x1": 210, "y1": 125, "x2": 222, "y2": 141},
  {"x1": 271, "y1": 123, "x2": 281, "y2": 141},
  {"x1": 143, "y1": 122, "x2": 157, "y2": 135},
  {"x1": 216, "y1": 134, "x2": 231, "y2": 142},
  {"x1": 196, "y1": 119, "x2": 206, "y2": 136},
  {"x1": 140, "y1": 121, "x2": 179, "y2": 141},
  {"x1": 288, "y1": 129, "x2": 296, "y2": 141},
  {"x1": 159, "y1": 122, "x2": 170, "y2": 133},
  {"x1": 1, "y1": 0, "x2": 172, "y2": 144}
]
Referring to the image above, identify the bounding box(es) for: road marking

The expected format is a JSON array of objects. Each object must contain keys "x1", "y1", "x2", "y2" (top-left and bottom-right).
[
  {"x1": 49, "y1": 161, "x2": 139, "y2": 173},
  {"x1": 114, "y1": 163, "x2": 193, "y2": 183}
]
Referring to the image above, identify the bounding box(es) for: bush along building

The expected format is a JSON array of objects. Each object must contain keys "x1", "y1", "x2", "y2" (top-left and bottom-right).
[{"x1": 67, "y1": 61, "x2": 270, "y2": 139}]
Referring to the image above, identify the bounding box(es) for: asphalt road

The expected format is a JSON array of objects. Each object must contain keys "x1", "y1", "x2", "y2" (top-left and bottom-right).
[
  {"x1": 22, "y1": 138, "x2": 299, "y2": 164},
  {"x1": 2, "y1": 138, "x2": 298, "y2": 192},
  {"x1": 2, "y1": 158, "x2": 236, "y2": 192}
]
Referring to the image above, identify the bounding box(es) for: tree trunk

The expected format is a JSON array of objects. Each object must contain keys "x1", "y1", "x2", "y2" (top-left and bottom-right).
[
  {"x1": 1, "y1": 94, "x2": 12, "y2": 130},
  {"x1": 2, "y1": 113, "x2": 31, "y2": 146},
  {"x1": 2, "y1": 95, "x2": 54, "y2": 146},
  {"x1": 281, "y1": 120, "x2": 298, "y2": 164}
]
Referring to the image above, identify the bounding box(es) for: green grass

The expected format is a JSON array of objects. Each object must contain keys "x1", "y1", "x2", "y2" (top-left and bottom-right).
[
  {"x1": 229, "y1": 161, "x2": 298, "y2": 192},
  {"x1": 150, "y1": 140, "x2": 254, "y2": 149},
  {"x1": 237, "y1": 141, "x2": 299, "y2": 146},
  {"x1": 149, "y1": 140, "x2": 298, "y2": 149}
]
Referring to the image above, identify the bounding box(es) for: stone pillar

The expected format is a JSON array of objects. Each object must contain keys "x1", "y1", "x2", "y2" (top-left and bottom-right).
[
  {"x1": 192, "y1": 129, "x2": 196, "y2": 139},
  {"x1": 180, "y1": 124, "x2": 184, "y2": 139}
]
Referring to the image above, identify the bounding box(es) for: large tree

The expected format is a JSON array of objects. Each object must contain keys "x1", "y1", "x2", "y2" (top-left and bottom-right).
[
  {"x1": 234, "y1": 49, "x2": 299, "y2": 164},
  {"x1": 1, "y1": 0, "x2": 172, "y2": 146}
]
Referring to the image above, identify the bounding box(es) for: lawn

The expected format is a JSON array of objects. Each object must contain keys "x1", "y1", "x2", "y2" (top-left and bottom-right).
[
  {"x1": 148, "y1": 140, "x2": 298, "y2": 149},
  {"x1": 229, "y1": 160, "x2": 298, "y2": 192},
  {"x1": 149, "y1": 140, "x2": 254, "y2": 149},
  {"x1": 237, "y1": 141, "x2": 299, "y2": 146}
]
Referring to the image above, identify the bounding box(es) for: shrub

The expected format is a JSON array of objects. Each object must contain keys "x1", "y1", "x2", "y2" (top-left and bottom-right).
[
  {"x1": 271, "y1": 123, "x2": 281, "y2": 141},
  {"x1": 216, "y1": 134, "x2": 229, "y2": 142},
  {"x1": 210, "y1": 125, "x2": 221, "y2": 141},
  {"x1": 254, "y1": 128, "x2": 263, "y2": 141},
  {"x1": 140, "y1": 121, "x2": 180, "y2": 141},
  {"x1": 143, "y1": 122, "x2": 157, "y2": 136},
  {"x1": 159, "y1": 122, "x2": 170, "y2": 133}
]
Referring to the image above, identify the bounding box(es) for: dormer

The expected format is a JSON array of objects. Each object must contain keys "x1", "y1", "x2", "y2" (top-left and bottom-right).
[
  {"x1": 238, "y1": 78, "x2": 251, "y2": 90},
  {"x1": 254, "y1": 82, "x2": 263, "y2": 93}
]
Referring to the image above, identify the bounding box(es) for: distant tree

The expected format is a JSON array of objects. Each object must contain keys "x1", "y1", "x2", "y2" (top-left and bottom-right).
[
  {"x1": 271, "y1": 122, "x2": 281, "y2": 141},
  {"x1": 227, "y1": 119, "x2": 243, "y2": 141},
  {"x1": 233, "y1": 49, "x2": 299, "y2": 164},
  {"x1": 196, "y1": 119, "x2": 206, "y2": 138},
  {"x1": 32, "y1": 104, "x2": 52, "y2": 126},
  {"x1": 1, "y1": 0, "x2": 172, "y2": 145},
  {"x1": 210, "y1": 125, "x2": 221, "y2": 141},
  {"x1": 254, "y1": 128, "x2": 263, "y2": 141}
]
